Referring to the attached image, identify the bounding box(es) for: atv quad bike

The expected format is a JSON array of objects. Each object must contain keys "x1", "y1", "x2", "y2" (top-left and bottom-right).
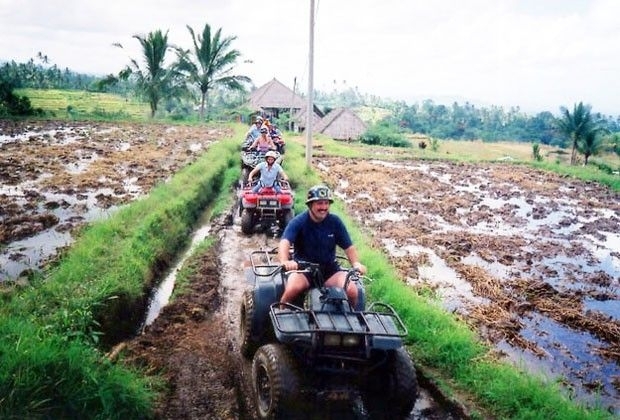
[
  {"x1": 238, "y1": 180, "x2": 294, "y2": 236},
  {"x1": 239, "y1": 249, "x2": 418, "y2": 419}
]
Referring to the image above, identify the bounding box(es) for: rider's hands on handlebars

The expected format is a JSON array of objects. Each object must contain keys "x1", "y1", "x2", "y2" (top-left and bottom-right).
[
  {"x1": 352, "y1": 261, "x2": 367, "y2": 275},
  {"x1": 281, "y1": 260, "x2": 298, "y2": 271}
]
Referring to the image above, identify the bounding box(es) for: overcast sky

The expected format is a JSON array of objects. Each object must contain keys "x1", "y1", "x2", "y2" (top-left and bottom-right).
[{"x1": 1, "y1": 0, "x2": 619, "y2": 115}]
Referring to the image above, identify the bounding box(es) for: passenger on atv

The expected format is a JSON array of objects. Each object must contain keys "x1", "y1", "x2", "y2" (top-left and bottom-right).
[
  {"x1": 247, "y1": 150, "x2": 288, "y2": 194},
  {"x1": 269, "y1": 124, "x2": 285, "y2": 154},
  {"x1": 278, "y1": 184, "x2": 366, "y2": 308},
  {"x1": 248, "y1": 127, "x2": 277, "y2": 153},
  {"x1": 244, "y1": 116, "x2": 264, "y2": 142}
]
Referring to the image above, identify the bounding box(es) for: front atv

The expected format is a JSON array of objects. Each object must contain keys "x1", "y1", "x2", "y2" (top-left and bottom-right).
[
  {"x1": 239, "y1": 249, "x2": 418, "y2": 419},
  {"x1": 238, "y1": 180, "x2": 294, "y2": 236}
]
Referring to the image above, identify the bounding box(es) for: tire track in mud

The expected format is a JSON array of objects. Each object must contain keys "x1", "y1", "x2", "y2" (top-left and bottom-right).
[{"x1": 216, "y1": 220, "x2": 281, "y2": 418}]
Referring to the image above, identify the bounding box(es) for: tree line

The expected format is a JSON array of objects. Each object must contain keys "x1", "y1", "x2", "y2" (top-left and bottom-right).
[{"x1": 1, "y1": 24, "x2": 619, "y2": 165}]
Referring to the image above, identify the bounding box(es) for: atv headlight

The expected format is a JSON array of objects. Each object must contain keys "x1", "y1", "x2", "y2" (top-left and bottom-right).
[
  {"x1": 323, "y1": 334, "x2": 341, "y2": 346},
  {"x1": 342, "y1": 335, "x2": 361, "y2": 347}
]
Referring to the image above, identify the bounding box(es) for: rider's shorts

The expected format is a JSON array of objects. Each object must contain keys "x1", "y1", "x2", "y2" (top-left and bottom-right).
[{"x1": 298, "y1": 260, "x2": 340, "y2": 285}]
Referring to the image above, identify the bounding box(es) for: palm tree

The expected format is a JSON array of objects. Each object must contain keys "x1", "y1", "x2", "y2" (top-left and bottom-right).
[
  {"x1": 578, "y1": 128, "x2": 604, "y2": 165},
  {"x1": 118, "y1": 30, "x2": 175, "y2": 117},
  {"x1": 556, "y1": 102, "x2": 597, "y2": 165},
  {"x1": 175, "y1": 23, "x2": 251, "y2": 120}
]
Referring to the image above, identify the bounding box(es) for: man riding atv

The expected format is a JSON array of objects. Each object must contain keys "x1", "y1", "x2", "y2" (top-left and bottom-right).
[{"x1": 278, "y1": 184, "x2": 366, "y2": 307}]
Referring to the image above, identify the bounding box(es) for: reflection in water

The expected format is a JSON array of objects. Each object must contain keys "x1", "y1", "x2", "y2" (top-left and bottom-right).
[
  {"x1": 500, "y1": 314, "x2": 618, "y2": 411},
  {"x1": 143, "y1": 225, "x2": 212, "y2": 327}
]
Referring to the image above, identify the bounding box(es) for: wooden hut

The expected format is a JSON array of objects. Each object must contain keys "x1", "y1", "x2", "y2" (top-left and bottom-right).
[
  {"x1": 314, "y1": 107, "x2": 367, "y2": 141},
  {"x1": 247, "y1": 78, "x2": 323, "y2": 131}
]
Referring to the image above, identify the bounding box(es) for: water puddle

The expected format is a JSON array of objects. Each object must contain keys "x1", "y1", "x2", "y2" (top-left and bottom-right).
[
  {"x1": 0, "y1": 186, "x2": 130, "y2": 281},
  {"x1": 143, "y1": 224, "x2": 212, "y2": 327},
  {"x1": 499, "y1": 313, "x2": 619, "y2": 411},
  {"x1": 383, "y1": 239, "x2": 488, "y2": 312}
]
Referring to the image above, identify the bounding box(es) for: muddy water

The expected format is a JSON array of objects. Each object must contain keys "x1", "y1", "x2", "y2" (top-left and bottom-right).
[{"x1": 0, "y1": 122, "x2": 226, "y2": 282}]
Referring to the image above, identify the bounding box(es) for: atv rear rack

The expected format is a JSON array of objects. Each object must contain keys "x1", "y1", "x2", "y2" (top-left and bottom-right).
[{"x1": 269, "y1": 302, "x2": 407, "y2": 338}]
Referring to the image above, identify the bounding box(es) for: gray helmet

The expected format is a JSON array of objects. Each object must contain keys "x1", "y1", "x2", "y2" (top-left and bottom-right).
[
  {"x1": 265, "y1": 150, "x2": 278, "y2": 159},
  {"x1": 305, "y1": 184, "x2": 334, "y2": 205}
]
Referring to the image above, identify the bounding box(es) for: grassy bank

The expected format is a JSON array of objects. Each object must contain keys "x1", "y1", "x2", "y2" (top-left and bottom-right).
[
  {"x1": 305, "y1": 133, "x2": 620, "y2": 192},
  {"x1": 0, "y1": 124, "x2": 243, "y2": 419}
]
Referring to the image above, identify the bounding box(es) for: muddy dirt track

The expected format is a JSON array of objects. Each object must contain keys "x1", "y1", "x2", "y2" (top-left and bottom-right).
[{"x1": 1, "y1": 121, "x2": 619, "y2": 417}]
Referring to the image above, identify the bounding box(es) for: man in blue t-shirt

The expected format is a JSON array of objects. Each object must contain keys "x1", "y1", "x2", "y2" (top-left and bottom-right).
[{"x1": 278, "y1": 184, "x2": 367, "y2": 308}]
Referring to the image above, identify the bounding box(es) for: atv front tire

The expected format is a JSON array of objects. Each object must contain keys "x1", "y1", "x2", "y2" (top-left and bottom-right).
[
  {"x1": 240, "y1": 290, "x2": 259, "y2": 359},
  {"x1": 362, "y1": 347, "x2": 418, "y2": 419},
  {"x1": 252, "y1": 344, "x2": 302, "y2": 419}
]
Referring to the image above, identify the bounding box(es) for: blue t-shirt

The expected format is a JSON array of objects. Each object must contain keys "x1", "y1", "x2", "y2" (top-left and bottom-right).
[{"x1": 282, "y1": 211, "x2": 353, "y2": 266}]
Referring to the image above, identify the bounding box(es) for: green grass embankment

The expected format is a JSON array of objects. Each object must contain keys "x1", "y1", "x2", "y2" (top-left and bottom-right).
[{"x1": 0, "y1": 124, "x2": 243, "y2": 419}]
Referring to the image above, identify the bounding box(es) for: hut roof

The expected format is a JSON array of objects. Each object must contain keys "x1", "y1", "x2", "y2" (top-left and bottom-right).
[
  {"x1": 314, "y1": 108, "x2": 367, "y2": 140},
  {"x1": 248, "y1": 78, "x2": 324, "y2": 128},
  {"x1": 248, "y1": 78, "x2": 306, "y2": 110}
]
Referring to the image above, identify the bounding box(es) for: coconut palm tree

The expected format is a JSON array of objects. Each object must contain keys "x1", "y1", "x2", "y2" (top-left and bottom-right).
[
  {"x1": 175, "y1": 23, "x2": 251, "y2": 120},
  {"x1": 578, "y1": 128, "x2": 605, "y2": 165},
  {"x1": 118, "y1": 30, "x2": 176, "y2": 117},
  {"x1": 556, "y1": 102, "x2": 598, "y2": 165}
]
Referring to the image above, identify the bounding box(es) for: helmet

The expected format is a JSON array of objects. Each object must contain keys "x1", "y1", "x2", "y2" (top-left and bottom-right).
[
  {"x1": 255, "y1": 116, "x2": 263, "y2": 123},
  {"x1": 260, "y1": 127, "x2": 268, "y2": 133},
  {"x1": 305, "y1": 184, "x2": 334, "y2": 205},
  {"x1": 265, "y1": 150, "x2": 278, "y2": 159}
]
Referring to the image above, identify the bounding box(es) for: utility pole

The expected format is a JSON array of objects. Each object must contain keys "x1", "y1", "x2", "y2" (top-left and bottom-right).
[
  {"x1": 305, "y1": 0, "x2": 315, "y2": 165},
  {"x1": 289, "y1": 77, "x2": 296, "y2": 132}
]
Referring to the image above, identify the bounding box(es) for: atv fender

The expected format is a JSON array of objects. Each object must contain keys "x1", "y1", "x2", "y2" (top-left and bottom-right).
[{"x1": 248, "y1": 267, "x2": 286, "y2": 341}]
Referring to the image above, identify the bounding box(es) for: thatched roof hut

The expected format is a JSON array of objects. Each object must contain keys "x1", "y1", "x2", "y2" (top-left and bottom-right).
[
  {"x1": 247, "y1": 78, "x2": 323, "y2": 131},
  {"x1": 314, "y1": 107, "x2": 367, "y2": 140}
]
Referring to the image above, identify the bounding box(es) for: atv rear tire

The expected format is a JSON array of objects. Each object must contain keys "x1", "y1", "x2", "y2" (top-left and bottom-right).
[
  {"x1": 252, "y1": 344, "x2": 303, "y2": 419},
  {"x1": 240, "y1": 290, "x2": 259, "y2": 359},
  {"x1": 362, "y1": 347, "x2": 418, "y2": 419},
  {"x1": 241, "y1": 209, "x2": 254, "y2": 234}
]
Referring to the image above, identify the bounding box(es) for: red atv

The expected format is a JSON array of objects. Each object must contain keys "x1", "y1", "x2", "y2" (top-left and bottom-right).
[{"x1": 238, "y1": 180, "x2": 294, "y2": 236}]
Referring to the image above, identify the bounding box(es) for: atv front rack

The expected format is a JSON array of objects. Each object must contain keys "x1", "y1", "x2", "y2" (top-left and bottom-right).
[{"x1": 269, "y1": 302, "x2": 408, "y2": 338}]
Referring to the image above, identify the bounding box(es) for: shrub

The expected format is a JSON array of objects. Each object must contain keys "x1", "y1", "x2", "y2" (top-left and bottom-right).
[{"x1": 360, "y1": 121, "x2": 411, "y2": 148}]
